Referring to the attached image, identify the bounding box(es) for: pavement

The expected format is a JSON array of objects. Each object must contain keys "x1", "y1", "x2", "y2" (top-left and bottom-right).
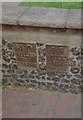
[
  {"x1": 2, "y1": 2, "x2": 82, "y2": 29},
  {"x1": 0, "y1": 88, "x2": 2, "y2": 119},
  {"x1": 2, "y1": 87, "x2": 81, "y2": 118}
]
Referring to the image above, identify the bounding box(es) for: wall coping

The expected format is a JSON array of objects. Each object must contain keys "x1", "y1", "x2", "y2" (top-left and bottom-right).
[{"x1": 2, "y1": 2, "x2": 83, "y2": 29}]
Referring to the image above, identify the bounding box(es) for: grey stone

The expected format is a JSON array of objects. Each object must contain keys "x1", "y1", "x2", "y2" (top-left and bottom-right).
[
  {"x1": 36, "y1": 75, "x2": 40, "y2": 79},
  {"x1": 70, "y1": 67, "x2": 80, "y2": 74},
  {"x1": 39, "y1": 57, "x2": 45, "y2": 62},
  {"x1": 70, "y1": 47, "x2": 80, "y2": 56},
  {"x1": 2, "y1": 2, "x2": 20, "y2": 7},
  {"x1": 9, "y1": 64, "x2": 17, "y2": 69},
  {"x1": 2, "y1": 3, "x2": 83, "y2": 29},
  {"x1": 12, "y1": 73, "x2": 18, "y2": 79},
  {"x1": 2, "y1": 35, "x2": 82, "y2": 94},
  {"x1": 7, "y1": 43, "x2": 14, "y2": 50},
  {"x1": 0, "y1": 2, "x2": 2, "y2": 7},
  {"x1": 2, "y1": 39, "x2": 7, "y2": 46},
  {"x1": 3, "y1": 56, "x2": 10, "y2": 63},
  {"x1": 2, "y1": 6, "x2": 27, "y2": 25},
  {"x1": 3, "y1": 63, "x2": 8, "y2": 68},
  {"x1": 7, "y1": 69, "x2": 14, "y2": 73},
  {"x1": 19, "y1": 7, "x2": 68, "y2": 28},
  {"x1": 0, "y1": 3, "x2": 2, "y2": 24},
  {"x1": 47, "y1": 77, "x2": 51, "y2": 80},
  {"x1": 39, "y1": 63, "x2": 46, "y2": 70},
  {"x1": 66, "y1": 9, "x2": 82, "y2": 29}
]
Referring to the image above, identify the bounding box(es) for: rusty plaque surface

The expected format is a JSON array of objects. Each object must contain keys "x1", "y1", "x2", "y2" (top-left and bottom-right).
[
  {"x1": 14, "y1": 42, "x2": 37, "y2": 68},
  {"x1": 46, "y1": 45, "x2": 69, "y2": 72}
]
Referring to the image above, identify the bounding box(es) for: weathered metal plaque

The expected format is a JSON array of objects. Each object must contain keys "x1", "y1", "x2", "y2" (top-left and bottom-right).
[
  {"x1": 46, "y1": 45, "x2": 69, "y2": 72},
  {"x1": 14, "y1": 42, "x2": 37, "y2": 68}
]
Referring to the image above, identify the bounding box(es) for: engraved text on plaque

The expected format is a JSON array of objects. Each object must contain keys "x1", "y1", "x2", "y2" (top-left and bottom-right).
[
  {"x1": 14, "y1": 43, "x2": 37, "y2": 68},
  {"x1": 46, "y1": 45, "x2": 69, "y2": 72}
]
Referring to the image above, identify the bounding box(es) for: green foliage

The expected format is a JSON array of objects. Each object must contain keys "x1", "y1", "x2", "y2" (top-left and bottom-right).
[
  {"x1": 20, "y1": 2, "x2": 82, "y2": 9},
  {"x1": 45, "y1": 85, "x2": 57, "y2": 91},
  {"x1": 24, "y1": 84, "x2": 35, "y2": 90}
]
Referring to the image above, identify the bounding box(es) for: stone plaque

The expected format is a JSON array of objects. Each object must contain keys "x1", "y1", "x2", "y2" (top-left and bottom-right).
[
  {"x1": 46, "y1": 45, "x2": 69, "y2": 72},
  {"x1": 14, "y1": 42, "x2": 37, "y2": 68}
]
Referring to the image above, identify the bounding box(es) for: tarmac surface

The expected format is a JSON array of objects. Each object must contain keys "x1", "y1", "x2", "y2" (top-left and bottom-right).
[{"x1": 2, "y1": 87, "x2": 81, "y2": 118}]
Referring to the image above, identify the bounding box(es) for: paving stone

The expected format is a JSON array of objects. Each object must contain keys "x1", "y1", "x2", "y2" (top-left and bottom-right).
[
  {"x1": 2, "y1": 87, "x2": 81, "y2": 118},
  {"x1": 2, "y1": 2, "x2": 20, "y2": 7},
  {"x1": 2, "y1": 6, "x2": 27, "y2": 25},
  {"x1": 66, "y1": 9, "x2": 82, "y2": 29},
  {"x1": 0, "y1": 1, "x2": 2, "y2": 7},
  {"x1": 2, "y1": 4, "x2": 83, "y2": 29},
  {"x1": 55, "y1": 93, "x2": 81, "y2": 118},
  {"x1": 0, "y1": 4, "x2": 2, "y2": 24},
  {"x1": 19, "y1": 7, "x2": 68, "y2": 28},
  {"x1": 0, "y1": 88, "x2": 2, "y2": 120}
]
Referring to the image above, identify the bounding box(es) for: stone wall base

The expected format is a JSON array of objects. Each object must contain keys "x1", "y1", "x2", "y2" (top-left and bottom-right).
[{"x1": 2, "y1": 25, "x2": 82, "y2": 94}]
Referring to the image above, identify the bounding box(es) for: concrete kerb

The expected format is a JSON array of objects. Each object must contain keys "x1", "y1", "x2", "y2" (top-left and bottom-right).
[
  {"x1": 18, "y1": 7, "x2": 68, "y2": 28},
  {"x1": 2, "y1": 2, "x2": 21, "y2": 7},
  {"x1": 66, "y1": 9, "x2": 81, "y2": 29},
  {"x1": 2, "y1": 5, "x2": 28, "y2": 25},
  {"x1": 2, "y1": 2, "x2": 83, "y2": 29}
]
